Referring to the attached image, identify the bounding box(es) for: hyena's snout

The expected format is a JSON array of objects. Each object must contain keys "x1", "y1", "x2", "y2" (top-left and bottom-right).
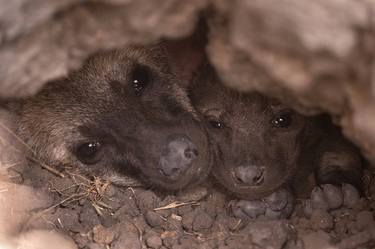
[
  {"x1": 234, "y1": 164, "x2": 265, "y2": 186},
  {"x1": 159, "y1": 135, "x2": 199, "y2": 180}
]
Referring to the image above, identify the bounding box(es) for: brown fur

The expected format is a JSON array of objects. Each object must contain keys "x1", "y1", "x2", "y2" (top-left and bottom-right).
[
  {"x1": 13, "y1": 45, "x2": 213, "y2": 191},
  {"x1": 190, "y1": 64, "x2": 362, "y2": 199}
]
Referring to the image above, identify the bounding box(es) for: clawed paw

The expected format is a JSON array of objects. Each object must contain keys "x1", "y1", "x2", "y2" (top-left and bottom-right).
[
  {"x1": 230, "y1": 188, "x2": 294, "y2": 220},
  {"x1": 303, "y1": 183, "x2": 360, "y2": 217}
]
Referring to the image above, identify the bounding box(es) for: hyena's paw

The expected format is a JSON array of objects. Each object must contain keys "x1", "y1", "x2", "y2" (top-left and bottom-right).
[
  {"x1": 230, "y1": 188, "x2": 294, "y2": 220},
  {"x1": 303, "y1": 183, "x2": 360, "y2": 217}
]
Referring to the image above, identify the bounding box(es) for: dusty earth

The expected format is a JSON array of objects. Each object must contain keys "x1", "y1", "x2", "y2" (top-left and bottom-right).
[{"x1": 3, "y1": 156, "x2": 374, "y2": 249}]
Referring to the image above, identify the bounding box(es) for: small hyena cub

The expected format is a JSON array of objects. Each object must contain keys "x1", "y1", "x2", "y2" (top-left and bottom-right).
[
  {"x1": 13, "y1": 45, "x2": 213, "y2": 191},
  {"x1": 189, "y1": 64, "x2": 362, "y2": 219}
]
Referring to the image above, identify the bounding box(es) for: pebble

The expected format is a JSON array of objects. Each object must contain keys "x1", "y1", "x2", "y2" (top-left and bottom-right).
[
  {"x1": 355, "y1": 211, "x2": 375, "y2": 231},
  {"x1": 310, "y1": 209, "x2": 334, "y2": 231},
  {"x1": 192, "y1": 211, "x2": 214, "y2": 232},
  {"x1": 146, "y1": 235, "x2": 163, "y2": 249},
  {"x1": 92, "y1": 225, "x2": 116, "y2": 245},
  {"x1": 136, "y1": 190, "x2": 161, "y2": 213},
  {"x1": 145, "y1": 211, "x2": 165, "y2": 228}
]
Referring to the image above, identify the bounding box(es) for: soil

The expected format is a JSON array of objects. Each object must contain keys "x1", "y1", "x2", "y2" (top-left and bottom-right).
[{"x1": 7, "y1": 162, "x2": 375, "y2": 249}]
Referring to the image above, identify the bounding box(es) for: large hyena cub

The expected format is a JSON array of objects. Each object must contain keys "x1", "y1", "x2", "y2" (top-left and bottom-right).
[
  {"x1": 14, "y1": 46, "x2": 213, "y2": 191},
  {"x1": 189, "y1": 64, "x2": 363, "y2": 219}
]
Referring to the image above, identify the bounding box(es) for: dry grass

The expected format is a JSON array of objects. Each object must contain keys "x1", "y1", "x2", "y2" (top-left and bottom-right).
[
  {"x1": 48, "y1": 171, "x2": 113, "y2": 216},
  {"x1": 154, "y1": 201, "x2": 199, "y2": 211}
]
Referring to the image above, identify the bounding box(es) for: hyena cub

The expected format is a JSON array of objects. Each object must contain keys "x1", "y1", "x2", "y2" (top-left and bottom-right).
[
  {"x1": 13, "y1": 46, "x2": 213, "y2": 191},
  {"x1": 189, "y1": 64, "x2": 363, "y2": 219}
]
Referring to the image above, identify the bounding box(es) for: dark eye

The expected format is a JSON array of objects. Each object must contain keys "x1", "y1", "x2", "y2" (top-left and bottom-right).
[
  {"x1": 76, "y1": 141, "x2": 102, "y2": 164},
  {"x1": 271, "y1": 111, "x2": 294, "y2": 128},
  {"x1": 132, "y1": 65, "x2": 151, "y2": 95},
  {"x1": 209, "y1": 120, "x2": 224, "y2": 129}
]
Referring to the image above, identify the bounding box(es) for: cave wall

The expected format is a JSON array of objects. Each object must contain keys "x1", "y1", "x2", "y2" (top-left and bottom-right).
[{"x1": 1, "y1": 0, "x2": 375, "y2": 166}]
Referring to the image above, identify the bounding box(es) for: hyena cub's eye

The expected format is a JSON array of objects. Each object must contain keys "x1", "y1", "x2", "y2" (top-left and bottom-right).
[
  {"x1": 76, "y1": 141, "x2": 102, "y2": 164},
  {"x1": 208, "y1": 118, "x2": 224, "y2": 129},
  {"x1": 271, "y1": 110, "x2": 294, "y2": 128},
  {"x1": 131, "y1": 65, "x2": 151, "y2": 95}
]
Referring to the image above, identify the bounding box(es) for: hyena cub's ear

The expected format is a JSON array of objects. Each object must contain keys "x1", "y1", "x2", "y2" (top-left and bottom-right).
[
  {"x1": 141, "y1": 44, "x2": 172, "y2": 74},
  {"x1": 188, "y1": 62, "x2": 221, "y2": 105}
]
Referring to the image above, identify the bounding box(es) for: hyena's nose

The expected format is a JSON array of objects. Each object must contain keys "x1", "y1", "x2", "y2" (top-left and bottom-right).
[
  {"x1": 234, "y1": 165, "x2": 265, "y2": 186},
  {"x1": 159, "y1": 135, "x2": 198, "y2": 180}
]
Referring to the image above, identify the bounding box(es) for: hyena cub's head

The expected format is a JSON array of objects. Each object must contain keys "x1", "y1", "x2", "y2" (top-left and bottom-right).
[
  {"x1": 17, "y1": 46, "x2": 213, "y2": 191},
  {"x1": 189, "y1": 65, "x2": 311, "y2": 199}
]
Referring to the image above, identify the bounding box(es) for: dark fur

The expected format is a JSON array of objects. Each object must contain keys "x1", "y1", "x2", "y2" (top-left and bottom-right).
[
  {"x1": 14, "y1": 45, "x2": 213, "y2": 191},
  {"x1": 189, "y1": 65, "x2": 362, "y2": 199}
]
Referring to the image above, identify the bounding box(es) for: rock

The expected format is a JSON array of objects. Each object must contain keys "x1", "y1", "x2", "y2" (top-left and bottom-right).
[
  {"x1": 78, "y1": 202, "x2": 101, "y2": 231},
  {"x1": 192, "y1": 210, "x2": 214, "y2": 232},
  {"x1": 136, "y1": 190, "x2": 161, "y2": 213},
  {"x1": 310, "y1": 209, "x2": 334, "y2": 231},
  {"x1": 145, "y1": 211, "x2": 165, "y2": 228},
  {"x1": 146, "y1": 235, "x2": 163, "y2": 249},
  {"x1": 112, "y1": 220, "x2": 141, "y2": 249},
  {"x1": 92, "y1": 225, "x2": 116, "y2": 245},
  {"x1": 86, "y1": 243, "x2": 105, "y2": 249},
  {"x1": 162, "y1": 215, "x2": 183, "y2": 232},
  {"x1": 337, "y1": 229, "x2": 375, "y2": 249},
  {"x1": 301, "y1": 231, "x2": 334, "y2": 249},
  {"x1": 355, "y1": 211, "x2": 375, "y2": 232},
  {"x1": 178, "y1": 186, "x2": 208, "y2": 202},
  {"x1": 247, "y1": 220, "x2": 289, "y2": 249},
  {"x1": 114, "y1": 196, "x2": 140, "y2": 217},
  {"x1": 53, "y1": 209, "x2": 82, "y2": 233},
  {"x1": 161, "y1": 231, "x2": 179, "y2": 248},
  {"x1": 181, "y1": 210, "x2": 195, "y2": 232}
]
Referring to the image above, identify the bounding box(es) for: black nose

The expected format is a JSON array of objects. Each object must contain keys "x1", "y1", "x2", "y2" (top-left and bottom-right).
[
  {"x1": 159, "y1": 135, "x2": 198, "y2": 180},
  {"x1": 234, "y1": 165, "x2": 265, "y2": 186}
]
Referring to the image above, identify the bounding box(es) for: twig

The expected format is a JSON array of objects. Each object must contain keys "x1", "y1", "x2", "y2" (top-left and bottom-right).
[
  {"x1": 133, "y1": 221, "x2": 144, "y2": 248},
  {"x1": 232, "y1": 219, "x2": 242, "y2": 230},
  {"x1": 41, "y1": 193, "x2": 85, "y2": 214},
  {"x1": 28, "y1": 156, "x2": 65, "y2": 178},
  {"x1": 154, "y1": 201, "x2": 199, "y2": 211}
]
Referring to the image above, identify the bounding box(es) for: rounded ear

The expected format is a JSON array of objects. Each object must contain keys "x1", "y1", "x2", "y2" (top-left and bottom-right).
[
  {"x1": 143, "y1": 44, "x2": 172, "y2": 74},
  {"x1": 187, "y1": 61, "x2": 222, "y2": 108},
  {"x1": 162, "y1": 21, "x2": 208, "y2": 87}
]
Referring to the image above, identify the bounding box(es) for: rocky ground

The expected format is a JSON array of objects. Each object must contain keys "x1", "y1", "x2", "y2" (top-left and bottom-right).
[{"x1": 5, "y1": 160, "x2": 375, "y2": 249}]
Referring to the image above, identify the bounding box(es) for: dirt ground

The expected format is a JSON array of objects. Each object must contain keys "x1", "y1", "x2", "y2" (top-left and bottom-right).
[{"x1": 7, "y1": 160, "x2": 375, "y2": 249}]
